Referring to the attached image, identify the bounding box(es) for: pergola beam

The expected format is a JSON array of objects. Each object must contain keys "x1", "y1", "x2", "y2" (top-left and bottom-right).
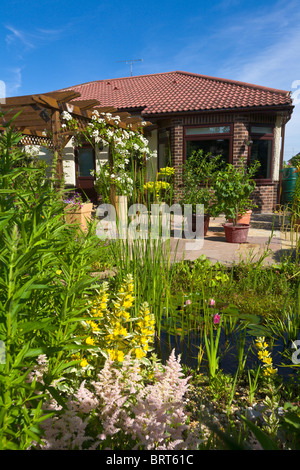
[{"x1": 0, "y1": 90, "x2": 152, "y2": 190}]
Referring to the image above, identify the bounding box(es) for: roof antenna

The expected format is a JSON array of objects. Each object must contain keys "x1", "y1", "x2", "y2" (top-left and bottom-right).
[{"x1": 117, "y1": 58, "x2": 143, "y2": 76}]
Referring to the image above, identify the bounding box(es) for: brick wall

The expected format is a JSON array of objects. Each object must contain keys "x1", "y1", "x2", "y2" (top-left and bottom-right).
[
  {"x1": 167, "y1": 112, "x2": 279, "y2": 212},
  {"x1": 232, "y1": 117, "x2": 249, "y2": 165},
  {"x1": 251, "y1": 183, "x2": 278, "y2": 213}
]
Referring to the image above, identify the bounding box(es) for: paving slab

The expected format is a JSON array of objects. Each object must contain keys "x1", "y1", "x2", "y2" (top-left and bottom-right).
[{"x1": 166, "y1": 215, "x2": 300, "y2": 266}]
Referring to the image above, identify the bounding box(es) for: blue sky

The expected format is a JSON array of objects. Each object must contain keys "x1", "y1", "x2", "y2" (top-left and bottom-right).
[{"x1": 1, "y1": 0, "x2": 299, "y2": 160}]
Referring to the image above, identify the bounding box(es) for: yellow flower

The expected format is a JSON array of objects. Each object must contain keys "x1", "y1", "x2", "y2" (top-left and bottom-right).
[
  {"x1": 112, "y1": 322, "x2": 128, "y2": 337},
  {"x1": 87, "y1": 320, "x2": 100, "y2": 331},
  {"x1": 122, "y1": 311, "x2": 130, "y2": 321},
  {"x1": 95, "y1": 309, "x2": 104, "y2": 318},
  {"x1": 263, "y1": 356, "x2": 273, "y2": 366},
  {"x1": 135, "y1": 348, "x2": 146, "y2": 359},
  {"x1": 123, "y1": 294, "x2": 134, "y2": 309},
  {"x1": 258, "y1": 350, "x2": 269, "y2": 360},
  {"x1": 85, "y1": 336, "x2": 95, "y2": 346},
  {"x1": 140, "y1": 327, "x2": 151, "y2": 336},
  {"x1": 117, "y1": 350, "x2": 124, "y2": 362},
  {"x1": 255, "y1": 336, "x2": 277, "y2": 377},
  {"x1": 139, "y1": 336, "x2": 148, "y2": 345},
  {"x1": 80, "y1": 358, "x2": 89, "y2": 368},
  {"x1": 264, "y1": 366, "x2": 277, "y2": 376},
  {"x1": 108, "y1": 349, "x2": 125, "y2": 362}
]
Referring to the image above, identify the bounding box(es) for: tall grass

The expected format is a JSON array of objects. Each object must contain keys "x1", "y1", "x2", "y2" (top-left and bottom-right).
[{"x1": 110, "y1": 234, "x2": 178, "y2": 339}]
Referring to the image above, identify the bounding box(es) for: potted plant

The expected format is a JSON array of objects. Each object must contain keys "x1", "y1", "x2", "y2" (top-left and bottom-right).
[
  {"x1": 180, "y1": 151, "x2": 221, "y2": 235},
  {"x1": 213, "y1": 159, "x2": 260, "y2": 243},
  {"x1": 63, "y1": 191, "x2": 93, "y2": 231}
]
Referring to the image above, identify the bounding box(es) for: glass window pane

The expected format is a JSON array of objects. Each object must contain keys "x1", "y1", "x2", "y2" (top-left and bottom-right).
[
  {"x1": 186, "y1": 126, "x2": 230, "y2": 135},
  {"x1": 251, "y1": 126, "x2": 273, "y2": 134},
  {"x1": 78, "y1": 148, "x2": 94, "y2": 176},
  {"x1": 186, "y1": 139, "x2": 229, "y2": 164},
  {"x1": 158, "y1": 142, "x2": 167, "y2": 170},
  {"x1": 250, "y1": 139, "x2": 272, "y2": 179}
]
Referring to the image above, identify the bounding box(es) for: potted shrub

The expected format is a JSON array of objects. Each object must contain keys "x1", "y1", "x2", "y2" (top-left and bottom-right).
[
  {"x1": 180, "y1": 151, "x2": 221, "y2": 235},
  {"x1": 64, "y1": 192, "x2": 93, "y2": 231},
  {"x1": 213, "y1": 159, "x2": 260, "y2": 243}
]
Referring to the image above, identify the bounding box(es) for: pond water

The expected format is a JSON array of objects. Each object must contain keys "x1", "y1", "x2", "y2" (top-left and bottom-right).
[{"x1": 155, "y1": 320, "x2": 299, "y2": 381}]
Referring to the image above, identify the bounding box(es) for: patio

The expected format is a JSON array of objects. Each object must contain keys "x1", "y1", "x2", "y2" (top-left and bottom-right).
[{"x1": 166, "y1": 212, "x2": 299, "y2": 266}]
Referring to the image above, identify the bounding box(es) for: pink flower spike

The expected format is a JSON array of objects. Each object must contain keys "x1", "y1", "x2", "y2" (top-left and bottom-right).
[
  {"x1": 209, "y1": 298, "x2": 215, "y2": 307},
  {"x1": 213, "y1": 314, "x2": 221, "y2": 325},
  {"x1": 185, "y1": 299, "x2": 192, "y2": 306}
]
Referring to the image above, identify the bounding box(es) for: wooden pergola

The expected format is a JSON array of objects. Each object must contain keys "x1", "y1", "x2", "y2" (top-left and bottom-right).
[{"x1": 0, "y1": 90, "x2": 150, "y2": 185}]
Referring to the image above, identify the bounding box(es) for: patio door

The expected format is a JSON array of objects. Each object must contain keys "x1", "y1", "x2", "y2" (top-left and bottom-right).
[{"x1": 75, "y1": 145, "x2": 97, "y2": 203}]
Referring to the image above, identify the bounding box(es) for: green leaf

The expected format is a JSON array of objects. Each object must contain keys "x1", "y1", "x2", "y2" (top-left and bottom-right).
[
  {"x1": 239, "y1": 313, "x2": 261, "y2": 324},
  {"x1": 24, "y1": 346, "x2": 62, "y2": 358},
  {"x1": 241, "y1": 417, "x2": 279, "y2": 450},
  {"x1": 246, "y1": 325, "x2": 271, "y2": 337},
  {"x1": 283, "y1": 412, "x2": 300, "y2": 431},
  {"x1": 18, "y1": 318, "x2": 53, "y2": 335},
  {"x1": 45, "y1": 386, "x2": 68, "y2": 410}
]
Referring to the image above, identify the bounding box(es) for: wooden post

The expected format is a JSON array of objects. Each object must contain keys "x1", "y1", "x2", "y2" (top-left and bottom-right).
[
  {"x1": 51, "y1": 110, "x2": 63, "y2": 187},
  {"x1": 109, "y1": 143, "x2": 116, "y2": 206}
]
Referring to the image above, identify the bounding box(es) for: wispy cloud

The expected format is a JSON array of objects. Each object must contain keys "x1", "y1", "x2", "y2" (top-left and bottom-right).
[
  {"x1": 214, "y1": 1, "x2": 300, "y2": 159},
  {"x1": 5, "y1": 67, "x2": 22, "y2": 96},
  {"x1": 5, "y1": 25, "x2": 34, "y2": 49},
  {"x1": 4, "y1": 24, "x2": 68, "y2": 52}
]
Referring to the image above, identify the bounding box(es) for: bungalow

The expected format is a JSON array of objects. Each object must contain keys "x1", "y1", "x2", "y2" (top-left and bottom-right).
[{"x1": 56, "y1": 71, "x2": 294, "y2": 211}]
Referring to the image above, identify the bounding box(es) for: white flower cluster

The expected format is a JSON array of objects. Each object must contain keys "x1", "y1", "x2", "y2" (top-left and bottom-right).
[
  {"x1": 61, "y1": 111, "x2": 72, "y2": 121},
  {"x1": 62, "y1": 108, "x2": 158, "y2": 197},
  {"x1": 23, "y1": 145, "x2": 40, "y2": 157}
]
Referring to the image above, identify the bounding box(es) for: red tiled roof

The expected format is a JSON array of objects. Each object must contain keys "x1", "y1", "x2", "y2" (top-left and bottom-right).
[{"x1": 59, "y1": 71, "x2": 293, "y2": 116}]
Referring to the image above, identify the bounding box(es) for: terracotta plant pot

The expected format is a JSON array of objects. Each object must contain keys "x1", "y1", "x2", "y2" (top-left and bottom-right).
[
  {"x1": 223, "y1": 223, "x2": 249, "y2": 243},
  {"x1": 65, "y1": 202, "x2": 93, "y2": 232},
  {"x1": 228, "y1": 210, "x2": 252, "y2": 225}
]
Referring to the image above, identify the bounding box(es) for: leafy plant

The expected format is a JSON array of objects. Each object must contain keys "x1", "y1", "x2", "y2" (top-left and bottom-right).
[
  {"x1": 0, "y1": 120, "x2": 103, "y2": 449},
  {"x1": 213, "y1": 158, "x2": 260, "y2": 225},
  {"x1": 180, "y1": 150, "x2": 221, "y2": 216}
]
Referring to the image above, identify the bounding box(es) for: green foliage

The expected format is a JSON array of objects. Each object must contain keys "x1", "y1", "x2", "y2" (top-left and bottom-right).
[
  {"x1": 288, "y1": 152, "x2": 300, "y2": 168},
  {"x1": 180, "y1": 150, "x2": 221, "y2": 216},
  {"x1": 0, "y1": 122, "x2": 103, "y2": 449},
  {"x1": 212, "y1": 159, "x2": 260, "y2": 224}
]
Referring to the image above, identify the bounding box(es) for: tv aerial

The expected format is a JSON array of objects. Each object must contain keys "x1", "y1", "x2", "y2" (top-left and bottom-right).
[{"x1": 117, "y1": 58, "x2": 143, "y2": 76}]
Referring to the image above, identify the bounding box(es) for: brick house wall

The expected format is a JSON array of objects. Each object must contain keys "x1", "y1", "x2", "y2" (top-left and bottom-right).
[{"x1": 167, "y1": 112, "x2": 280, "y2": 213}]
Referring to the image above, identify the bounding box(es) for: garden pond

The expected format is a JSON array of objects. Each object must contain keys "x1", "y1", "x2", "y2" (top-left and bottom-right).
[{"x1": 155, "y1": 292, "x2": 300, "y2": 381}]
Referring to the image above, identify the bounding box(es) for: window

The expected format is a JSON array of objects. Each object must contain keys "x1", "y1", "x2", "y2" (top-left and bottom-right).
[
  {"x1": 158, "y1": 130, "x2": 171, "y2": 170},
  {"x1": 249, "y1": 125, "x2": 274, "y2": 180},
  {"x1": 184, "y1": 125, "x2": 232, "y2": 165},
  {"x1": 77, "y1": 147, "x2": 95, "y2": 177},
  {"x1": 186, "y1": 126, "x2": 231, "y2": 135}
]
